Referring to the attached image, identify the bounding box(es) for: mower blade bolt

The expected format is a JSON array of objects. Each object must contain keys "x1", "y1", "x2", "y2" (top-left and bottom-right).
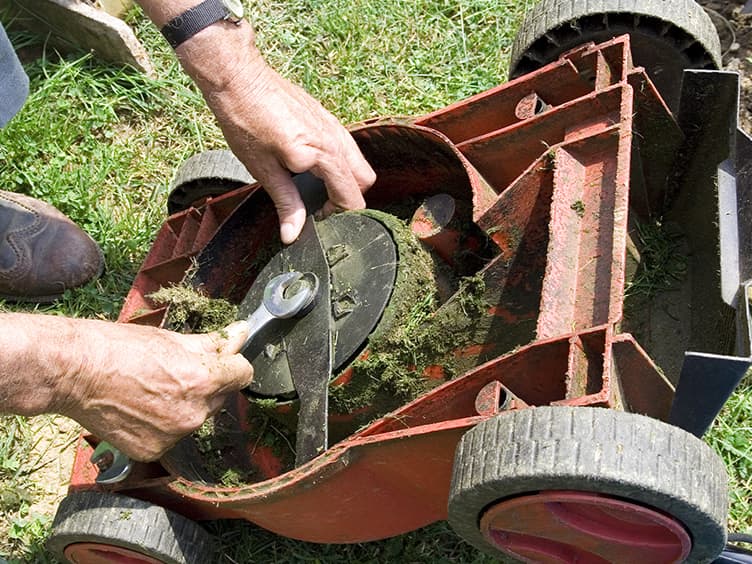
[
  {"x1": 242, "y1": 271, "x2": 317, "y2": 350},
  {"x1": 91, "y1": 450, "x2": 114, "y2": 471},
  {"x1": 284, "y1": 277, "x2": 312, "y2": 300}
]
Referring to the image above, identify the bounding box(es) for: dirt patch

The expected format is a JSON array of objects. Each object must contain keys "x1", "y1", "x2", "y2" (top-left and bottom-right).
[
  {"x1": 0, "y1": 415, "x2": 79, "y2": 557},
  {"x1": 25, "y1": 416, "x2": 79, "y2": 519},
  {"x1": 700, "y1": 0, "x2": 752, "y2": 132}
]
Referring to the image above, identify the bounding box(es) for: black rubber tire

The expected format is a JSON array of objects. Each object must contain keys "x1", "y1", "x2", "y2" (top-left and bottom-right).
[
  {"x1": 448, "y1": 406, "x2": 728, "y2": 563},
  {"x1": 509, "y1": 0, "x2": 722, "y2": 111},
  {"x1": 168, "y1": 149, "x2": 255, "y2": 214},
  {"x1": 48, "y1": 491, "x2": 216, "y2": 564}
]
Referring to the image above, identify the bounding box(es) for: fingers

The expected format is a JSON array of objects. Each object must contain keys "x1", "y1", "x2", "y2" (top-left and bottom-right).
[
  {"x1": 338, "y1": 129, "x2": 377, "y2": 194},
  {"x1": 218, "y1": 320, "x2": 250, "y2": 354},
  {"x1": 312, "y1": 157, "x2": 367, "y2": 212},
  {"x1": 261, "y1": 163, "x2": 309, "y2": 244},
  {"x1": 211, "y1": 353, "x2": 254, "y2": 396},
  {"x1": 299, "y1": 126, "x2": 374, "y2": 213},
  {"x1": 201, "y1": 323, "x2": 254, "y2": 391}
]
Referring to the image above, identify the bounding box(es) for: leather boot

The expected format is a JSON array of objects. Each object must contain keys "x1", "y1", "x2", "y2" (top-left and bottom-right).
[{"x1": 0, "y1": 191, "x2": 104, "y2": 302}]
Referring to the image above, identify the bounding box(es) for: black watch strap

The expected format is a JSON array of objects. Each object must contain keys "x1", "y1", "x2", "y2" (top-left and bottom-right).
[{"x1": 161, "y1": 0, "x2": 231, "y2": 49}]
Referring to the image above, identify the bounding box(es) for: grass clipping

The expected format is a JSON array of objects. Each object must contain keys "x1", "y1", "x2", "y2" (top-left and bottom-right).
[
  {"x1": 328, "y1": 210, "x2": 446, "y2": 422},
  {"x1": 149, "y1": 284, "x2": 238, "y2": 334}
]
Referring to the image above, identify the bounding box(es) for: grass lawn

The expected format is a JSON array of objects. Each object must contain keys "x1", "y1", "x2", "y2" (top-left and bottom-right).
[{"x1": 0, "y1": 0, "x2": 749, "y2": 562}]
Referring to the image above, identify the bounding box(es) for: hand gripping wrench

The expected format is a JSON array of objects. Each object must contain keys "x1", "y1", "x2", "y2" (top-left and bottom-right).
[{"x1": 92, "y1": 271, "x2": 318, "y2": 484}]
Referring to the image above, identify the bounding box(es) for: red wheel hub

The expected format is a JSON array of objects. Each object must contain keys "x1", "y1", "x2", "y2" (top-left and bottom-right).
[
  {"x1": 480, "y1": 490, "x2": 691, "y2": 563},
  {"x1": 64, "y1": 543, "x2": 164, "y2": 564}
]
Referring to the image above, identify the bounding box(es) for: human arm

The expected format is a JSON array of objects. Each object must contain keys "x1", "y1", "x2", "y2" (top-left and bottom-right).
[
  {"x1": 0, "y1": 313, "x2": 252, "y2": 461},
  {"x1": 136, "y1": 1, "x2": 376, "y2": 244}
]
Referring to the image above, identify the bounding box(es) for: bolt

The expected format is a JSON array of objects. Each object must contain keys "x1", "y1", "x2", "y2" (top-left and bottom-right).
[
  {"x1": 284, "y1": 278, "x2": 309, "y2": 299},
  {"x1": 91, "y1": 450, "x2": 114, "y2": 471}
]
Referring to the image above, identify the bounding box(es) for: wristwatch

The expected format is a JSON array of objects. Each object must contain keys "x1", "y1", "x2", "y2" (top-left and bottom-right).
[{"x1": 161, "y1": 0, "x2": 245, "y2": 49}]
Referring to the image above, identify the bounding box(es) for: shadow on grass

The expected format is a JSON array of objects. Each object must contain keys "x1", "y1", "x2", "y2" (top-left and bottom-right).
[{"x1": 207, "y1": 519, "x2": 496, "y2": 564}]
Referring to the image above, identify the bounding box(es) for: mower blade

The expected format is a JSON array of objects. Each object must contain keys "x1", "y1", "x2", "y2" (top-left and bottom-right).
[{"x1": 283, "y1": 216, "x2": 333, "y2": 466}]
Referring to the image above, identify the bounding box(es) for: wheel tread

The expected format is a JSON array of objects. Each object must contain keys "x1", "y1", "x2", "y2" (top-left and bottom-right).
[
  {"x1": 168, "y1": 149, "x2": 255, "y2": 214},
  {"x1": 448, "y1": 407, "x2": 728, "y2": 563},
  {"x1": 48, "y1": 491, "x2": 216, "y2": 564},
  {"x1": 510, "y1": 0, "x2": 721, "y2": 78}
]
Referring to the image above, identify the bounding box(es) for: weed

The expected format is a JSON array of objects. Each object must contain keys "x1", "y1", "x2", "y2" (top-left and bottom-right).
[
  {"x1": 625, "y1": 219, "x2": 687, "y2": 297},
  {"x1": 571, "y1": 199, "x2": 585, "y2": 218}
]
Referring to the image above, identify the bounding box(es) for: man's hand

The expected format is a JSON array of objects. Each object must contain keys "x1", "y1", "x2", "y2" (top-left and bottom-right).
[
  {"x1": 135, "y1": 0, "x2": 376, "y2": 244},
  {"x1": 66, "y1": 320, "x2": 253, "y2": 461},
  {"x1": 201, "y1": 63, "x2": 376, "y2": 244},
  {"x1": 0, "y1": 313, "x2": 252, "y2": 462}
]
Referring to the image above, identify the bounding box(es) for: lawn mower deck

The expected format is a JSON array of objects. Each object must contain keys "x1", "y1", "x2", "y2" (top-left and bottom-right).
[{"x1": 50, "y1": 8, "x2": 752, "y2": 563}]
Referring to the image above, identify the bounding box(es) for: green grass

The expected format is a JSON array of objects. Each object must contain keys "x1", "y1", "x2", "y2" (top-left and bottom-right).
[
  {"x1": 0, "y1": 0, "x2": 750, "y2": 562},
  {"x1": 0, "y1": 416, "x2": 47, "y2": 560},
  {"x1": 210, "y1": 520, "x2": 496, "y2": 564},
  {"x1": 624, "y1": 220, "x2": 688, "y2": 298},
  {"x1": 707, "y1": 374, "x2": 752, "y2": 533}
]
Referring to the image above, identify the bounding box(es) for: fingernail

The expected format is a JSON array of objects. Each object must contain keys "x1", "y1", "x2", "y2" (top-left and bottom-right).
[{"x1": 280, "y1": 222, "x2": 298, "y2": 244}]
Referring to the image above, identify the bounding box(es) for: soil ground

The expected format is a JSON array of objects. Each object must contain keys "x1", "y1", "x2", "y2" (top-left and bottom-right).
[
  {"x1": 701, "y1": 0, "x2": 752, "y2": 132},
  {"x1": 25, "y1": 417, "x2": 79, "y2": 520}
]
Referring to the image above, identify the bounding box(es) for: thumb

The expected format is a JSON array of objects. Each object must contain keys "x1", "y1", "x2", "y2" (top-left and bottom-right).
[
  {"x1": 208, "y1": 321, "x2": 254, "y2": 394},
  {"x1": 216, "y1": 320, "x2": 250, "y2": 354}
]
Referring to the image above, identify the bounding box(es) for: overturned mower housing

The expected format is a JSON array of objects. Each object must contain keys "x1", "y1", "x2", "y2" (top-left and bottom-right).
[{"x1": 49, "y1": 4, "x2": 752, "y2": 562}]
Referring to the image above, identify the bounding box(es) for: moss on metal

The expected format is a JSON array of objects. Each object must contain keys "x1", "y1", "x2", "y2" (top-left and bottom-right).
[
  {"x1": 149, "y1": 284, "x2": 238, "y2": 333},
  {"x1": 329, "y1": 211, "x2": 491, "y2": 426}
]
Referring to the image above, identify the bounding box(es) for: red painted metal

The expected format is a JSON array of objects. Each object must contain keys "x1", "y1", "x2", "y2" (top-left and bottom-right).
[
  {"x1": 474, "y1": 381, "x2": 530, "y2": 416},
  {"x1": 65, "y1": 34, "x2": 683, "y2": 554},
  {"x1": 410, "y1": 193, "x2": 463, "y2": 265},
  {"x1": 64, "y1": 543, "x2": 163, "y2": 564},
  {"x1": 479, "y1": 491, "x2": 691, "y2": 564}
]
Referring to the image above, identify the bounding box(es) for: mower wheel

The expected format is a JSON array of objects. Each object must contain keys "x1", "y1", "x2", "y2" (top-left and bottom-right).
[
  {"x1": 509, "y1": 0, "x2": 721, "y2": 111},
  {"x1": 168, "y1": 149, "x2": 254, "y2": 214},
  {"x1": 47, "y1": 491, "x2": 216, "y2": 564},
  {"x1": 448, "y1": 406, "x2": 728, "y2": 563}
]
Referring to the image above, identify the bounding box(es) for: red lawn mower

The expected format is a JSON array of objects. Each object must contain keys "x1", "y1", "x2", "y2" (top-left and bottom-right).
[{"x1": 47, "y1": 1, "x2": 752, "y2": 562}]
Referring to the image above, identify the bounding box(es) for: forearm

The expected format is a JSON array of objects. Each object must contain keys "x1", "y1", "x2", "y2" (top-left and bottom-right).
[
  {"x1": 0, "y1": 312, "x2": 252, "y2": 460},
  {"x1": 135, "y1": 1, "x2": 266, "y2": 93},
  {"x1": 136, "y1": 0, "x2": 375, "y2": 244},
  {"x1": 0, "y1": 313, "x2": 85, "y2": 415}
]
